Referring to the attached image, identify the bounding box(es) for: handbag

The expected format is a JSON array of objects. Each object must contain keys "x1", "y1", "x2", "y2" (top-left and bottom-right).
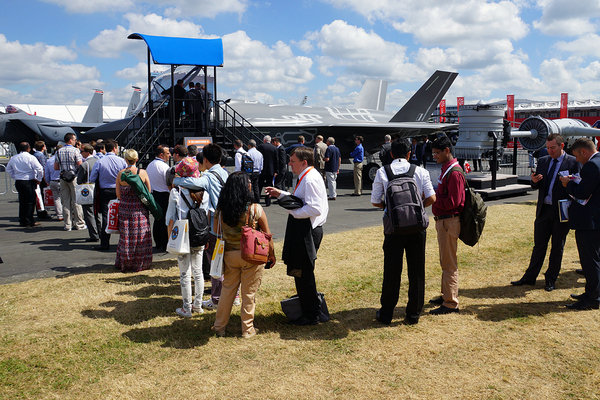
[
  {"x1": 210, "y1": 214, "x2": 225, "y2": 279},
  {"x1": 280, "y1": 292, "x2": 330, "y2": 323},
  {"x1": 105, "y1": 199, "x2": 120, "y2": 235},
  {"x1": 167, "y1": 188, "x2": 190, "y2": 255},
  {"x1": 60, "y1": 170, "x2": 76, "y2": 182},
  {"x1": 76, "y1": 166, "x2": 95, "y2": 205},
  {"x1": 240, "y1": 204, "x2": 272, "y2": 265},
  {"x1": 35, "y1": 186, "x2": 45, "y2": 212}
]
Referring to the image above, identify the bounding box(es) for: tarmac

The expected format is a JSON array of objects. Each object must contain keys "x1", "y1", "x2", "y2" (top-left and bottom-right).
[{"x1": 0, "y1": 168, "x2": 537, "y2": 285}]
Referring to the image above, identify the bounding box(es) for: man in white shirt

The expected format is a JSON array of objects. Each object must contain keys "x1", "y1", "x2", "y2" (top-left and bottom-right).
[
  {"x1": 6, "y1": 142, "x2": 44, "y2": 227},
  {"x1": 371, "y1": 138, "x2": 436, "y2": 325},
  {"x1": 146, "y1": 145, "x2": 172, "y2": 251},
  {"x1": 266, "y1": 146, "x2": 329, "y2": 325},
  {"x1": 233, "y1": 139, "x2": 248, "y2": 172},
  {"x1": 247, "y1": 139, "x2": 263, "y2": 203}
]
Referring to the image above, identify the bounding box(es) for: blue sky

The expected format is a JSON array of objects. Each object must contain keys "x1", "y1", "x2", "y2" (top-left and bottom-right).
[{"x1": 1, "y1": 0, "x2": 600, "y2": 112}]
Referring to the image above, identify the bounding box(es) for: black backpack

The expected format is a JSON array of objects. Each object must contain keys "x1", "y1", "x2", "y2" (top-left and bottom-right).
[
  {"x1": 446, "y1": 166, "x2": 487, "y2": 247},
  {"x1": 180, "y1": 193, "x2": 209, "y2": 247},
  {"x1": 241, "y1": 153, "x2": 254, "y2": 174},
  {"x1": 383, "y1": 164, "x2": 429, "y2": 235}
]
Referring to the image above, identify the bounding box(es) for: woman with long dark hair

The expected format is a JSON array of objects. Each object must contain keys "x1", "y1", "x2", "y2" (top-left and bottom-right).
[{"x1": 212, "y1": 171, "x2": 276, "y2": 338}]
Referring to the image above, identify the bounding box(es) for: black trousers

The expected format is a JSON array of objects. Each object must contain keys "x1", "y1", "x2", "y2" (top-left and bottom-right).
[
  {"x1": 274, "y1": 169, "x2": 286, "y2": 190},
  {"x1": 152, "y1": 191, "x2": 170, "y2": 250},
  {"x1": 99, "y1": 188, "x2": 117, "y2": 248},
  {"x1": 379, "y1": 231, "x2": 426, "y2": 322},
  {"x1": 258, "y1": 173, "x2": 274, "y2": 206},
  {"x1": 575, "y1": 230, "x2": 600, "y2": 303},
  {"x1": 293, "y1": 225, "x2": 324, "y2": 322},
  {"x1": 15, "y1": 180, "x2": 36, "y2": 226},
  {"x1": 250, "y1": 172, "x2": 260, "y2": 204},
  {"x1": 524, "y1": 204, "x2": 570, "y2": 282}
]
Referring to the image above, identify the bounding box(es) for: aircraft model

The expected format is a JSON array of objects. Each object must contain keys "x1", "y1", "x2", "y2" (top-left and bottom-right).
[
  {"x1": 0, "y1": 90, "x2": 105, "y2": 147},
  {"x1": 225, "y1": 70, "x2": 458, "y2": 158}
]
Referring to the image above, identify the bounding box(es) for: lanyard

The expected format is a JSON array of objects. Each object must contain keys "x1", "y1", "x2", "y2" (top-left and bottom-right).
[
  {"x1": 438, "y1": 161, "x2": 459, "y2": 185},
  {"x1": 294, "y1": 167, "x2": 313, "y2": 194}
]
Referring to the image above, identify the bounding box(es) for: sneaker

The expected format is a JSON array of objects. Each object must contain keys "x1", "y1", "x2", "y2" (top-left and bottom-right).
[
  {"x1": 211, "y1": 326, "x2": 225, "y2": 337},
  {"x1": 233, "y1": 295, "x2": 241, "y2": 306},
  {"x1": 202, "y1": 300, "x2": 217, "y2": 310},
  {"x1": 192, "y1": 305, "x2": 204, "y2": 314},
  {"x1": 242, "y1": 328, "x2": 259, "y2": 339},
  {"x1": 64, "y1": 227, "x2": 72, "y2": 231},
  {"x1": 175, "y1": 308, "x2": 192, "y2": 318}
]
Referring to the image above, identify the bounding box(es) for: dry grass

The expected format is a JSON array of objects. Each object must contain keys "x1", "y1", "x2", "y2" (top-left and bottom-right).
[{"x1": 1, "y1": 202, "x2": 600, "y2": 399}]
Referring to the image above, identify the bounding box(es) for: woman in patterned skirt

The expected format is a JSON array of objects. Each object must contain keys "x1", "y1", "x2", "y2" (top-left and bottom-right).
[{"x1": 115, "y1": 149, "x2": 153, "y2": 272}]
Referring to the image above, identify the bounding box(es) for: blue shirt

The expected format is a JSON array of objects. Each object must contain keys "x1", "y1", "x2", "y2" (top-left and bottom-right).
[
  {"x1": 89, "y1": 152, "x2": 127, "y2": 189},
  {"x1": 285, "y1": 143, "x2": 306, "y2": 154},
  {"x1": 173, "y1": 164, "x2": 229, "y2": 234},
  {"x1": 324, "y1": 145, "x2": 341, "y2": 172},
  {"x1": 350, "y1": 143, "x2": 364, "y2": 163}
]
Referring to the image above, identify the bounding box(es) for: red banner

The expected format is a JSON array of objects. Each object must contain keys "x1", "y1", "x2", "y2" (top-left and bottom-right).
[
  {"x1": 439, "y1": 99, "x2": 446, "y2": 122},
  {"x1": 507, "y1": 95, "x2": 515, "y2": 127},
  {"x1": 457, "y1": 97, "x2": 464, "y2": 123},
  {"x1": 560, "y1": 93, "x2": 568, "y2": 118}
]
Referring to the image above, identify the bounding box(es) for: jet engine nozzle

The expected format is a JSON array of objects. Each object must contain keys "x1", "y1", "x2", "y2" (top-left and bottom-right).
[{"x1": 512, "y1": 116, "x2": 599, "y2": 151}]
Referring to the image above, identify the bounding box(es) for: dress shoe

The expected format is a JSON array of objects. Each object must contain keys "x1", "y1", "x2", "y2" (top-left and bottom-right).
[
  {"x1": 375, "y1": 310, "x2": 391, "y2": 325},
  {"x1": 575, "y1": 269, "x2": 584, "y2": 275},
  {"x1": 289, "y1": 316, "x2": 319, "y2": 326},
  {"x1": 429, "y1": 296, "x2": 443, "y2": 305},
  {"x1": 429, "y1": 305, "x2": 459, "y2": 315},
  {"x1": 403, "y1": 315, "x2": 419, "y2": 325},
  {"x1": 350, "y1": 193, "x2": 361, "y2": 196},
  {"x1": 510, "y1": 277, "x2": 536, "y2": 286},
  {"x1": 570, "y1": 293, "x2": 586, "y2": 300},
  {"x1": 545, "y1": 281, "x2": 555, "y2": 292},
  {"x1": 27, "y1": 222, "x2": 42, "y2": 228},
  {"x1": 566, "y1": 300, "x2": 600, "y2": 310},
  {"x1": 85, "y1": 238, "x2": 99, "y2": 242},
  {"x1": 328, "y1": 197, "x2": 336, "y2": 201},
  {"x1": 92, "y1": 246, "x2": 110, "y2": 251}
]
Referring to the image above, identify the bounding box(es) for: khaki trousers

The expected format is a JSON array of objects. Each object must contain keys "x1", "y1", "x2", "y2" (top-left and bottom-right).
[
  {"x1": 436, "y1": 217, "x2": 460, "y2": 309},
  {"x1": 213, "y1": 250, "x2": 264, "y2": 336},
  {"x1": 353, "y1": 162, "x2": 363, "y2": 194},
  {"x1": 59, "y1": 180, "x2": 85, "y2": 230}
]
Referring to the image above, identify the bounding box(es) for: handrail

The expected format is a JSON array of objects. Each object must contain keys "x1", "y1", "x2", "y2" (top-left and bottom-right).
[
  {"x1": 213, "y1": 101, "x2": 265, "y2": 147},
  {"x1": 114, "y1": 96, "x2": 170, "y2": 143}
]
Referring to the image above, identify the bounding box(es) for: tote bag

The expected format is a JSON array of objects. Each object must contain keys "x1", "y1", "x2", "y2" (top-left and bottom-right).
[
  {"x1": 43, "y1": 187, "x2": 54, "y2": 207},
  {"x1": 167, "y1": 188, "x2": 190, "y2": 255},
  {"x1": 76, "y1": 166, "x2": 95, "y2": 205},
  {"x1": 35, "y1": 186, "x2": 45, "y2": 212},
  {"x1": 105, "y1": 199, "x2": 120, "y2": 234},
  {"x1": 210, "y1": 215, "x2": 225, "y2": 279}
]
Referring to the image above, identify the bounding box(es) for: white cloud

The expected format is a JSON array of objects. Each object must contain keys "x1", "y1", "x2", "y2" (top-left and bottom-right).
[
  {"x1": 0, "y1": 34, "x2": 99, "y2": 88},
  {"x1": 554, "y1": 34, "x2": 600, "y2": 58},
  {"x1": 533, "y1": 0, "x2": 600, "y2": 36},
  {"x1": 88, "y1": 13, "x2": 205, "y2": 59},
  {"x1": 42, "y1": 0, "x2": 248, "y2": 17}
]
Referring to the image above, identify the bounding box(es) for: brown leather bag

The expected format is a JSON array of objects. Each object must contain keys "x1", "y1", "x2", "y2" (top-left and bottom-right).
[{"x1": 240, "y1": 204, "x2": 272, "y2": 265}]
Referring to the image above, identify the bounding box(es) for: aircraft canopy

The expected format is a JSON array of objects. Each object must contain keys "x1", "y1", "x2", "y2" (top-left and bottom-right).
[{"x1": 128, "y1": 33, "x2": 224, "y2": 67}]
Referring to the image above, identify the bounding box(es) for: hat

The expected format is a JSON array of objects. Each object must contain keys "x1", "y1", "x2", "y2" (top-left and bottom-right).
[{"x1": 175, "y1": 157, "x2": 200, "y2": 178}]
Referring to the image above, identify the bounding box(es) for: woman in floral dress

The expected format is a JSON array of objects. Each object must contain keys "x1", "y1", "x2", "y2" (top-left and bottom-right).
[{"x1": 115, "y1": 149, "x2": 153, "y2": 272}]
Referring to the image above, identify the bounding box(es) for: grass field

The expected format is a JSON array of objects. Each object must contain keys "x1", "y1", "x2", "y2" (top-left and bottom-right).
[{"x1": 1, "y1": 202, "x2": 599, "y2": 399}]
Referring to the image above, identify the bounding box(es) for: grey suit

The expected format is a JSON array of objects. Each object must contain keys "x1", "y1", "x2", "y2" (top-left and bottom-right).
[{"x1": 77, "y1": 157, "x2": 101, "y2": 241}]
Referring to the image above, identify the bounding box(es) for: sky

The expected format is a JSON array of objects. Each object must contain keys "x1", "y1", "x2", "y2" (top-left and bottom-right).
[{"x1": 1, "y1": 0, "x2": 600, "y2": 113}]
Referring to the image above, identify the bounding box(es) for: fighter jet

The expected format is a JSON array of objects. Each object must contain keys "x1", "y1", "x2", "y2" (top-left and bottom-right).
[{"x1": 0, "y1": 90, "x2": 105, "y2": 147}]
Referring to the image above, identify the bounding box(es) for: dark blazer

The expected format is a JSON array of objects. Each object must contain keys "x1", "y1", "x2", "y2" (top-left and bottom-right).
[
  {"x1": 276, "y1": 144, "x2": 287, "y2": 174},
  {"x1": 532, "y1": 154, "x2": 580, "y2": 217},
  {"x1": 257, "y1": 142, "x2": 279, "y2": 176},
  {"x1": 566, "y1": 153, "x2": 600, "y2": 230}
]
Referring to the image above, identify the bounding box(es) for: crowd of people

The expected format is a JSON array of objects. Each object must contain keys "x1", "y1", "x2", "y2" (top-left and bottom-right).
[{"x1": 5, "y1": 129, "x2": 600, "y2": 337}]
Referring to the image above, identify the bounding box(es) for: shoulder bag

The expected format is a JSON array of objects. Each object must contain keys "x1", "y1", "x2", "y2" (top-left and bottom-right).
[{"x1": 241, "y1": 204, "x2": 273, "y2": 265}]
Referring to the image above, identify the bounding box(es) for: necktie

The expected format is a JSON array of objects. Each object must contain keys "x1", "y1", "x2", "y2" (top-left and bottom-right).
[{"x1": 544, "y1": 158, "x2": 558, "y2": 197}]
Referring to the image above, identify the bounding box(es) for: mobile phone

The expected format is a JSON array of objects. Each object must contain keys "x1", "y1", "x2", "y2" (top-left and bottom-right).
[{"x1": 265, "y1": 261, "x2": 273, "y2": 269}]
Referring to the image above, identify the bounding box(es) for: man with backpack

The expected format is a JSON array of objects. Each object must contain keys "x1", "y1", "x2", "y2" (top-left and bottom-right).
[
  {"x1": 371, "y1": 138, "x2": 436, "y2": 325},
  {"x1": 430, "y1": 136, "x2": 466, "y2": 315},
  {"x1": 233, "y1": 139, "x2": 253, "y2": 173}
]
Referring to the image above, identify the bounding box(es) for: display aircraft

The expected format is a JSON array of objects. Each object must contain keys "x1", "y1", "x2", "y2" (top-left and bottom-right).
[{"x1": 0, "y1": 88, "x2": 142, "y2": 147}]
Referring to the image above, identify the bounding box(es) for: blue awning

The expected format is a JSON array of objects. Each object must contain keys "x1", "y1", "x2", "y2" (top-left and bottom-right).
[{"x1": 128, "y1": 33, "x2": 224, "y2": 67}]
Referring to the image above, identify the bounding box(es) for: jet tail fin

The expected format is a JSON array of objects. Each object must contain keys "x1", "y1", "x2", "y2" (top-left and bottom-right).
[
  {"x1": 389, "y1": 71, "x2": 458, "y2": 122},
  {"x1": 125, "y1": 86, "x2": 142, "y2": 117},
  {"x1": 82, "y1": 90, "x2": 103, "y2": 124},
  {"x1": 354, "y1": 79, "x2": 387, "y2": 111}
]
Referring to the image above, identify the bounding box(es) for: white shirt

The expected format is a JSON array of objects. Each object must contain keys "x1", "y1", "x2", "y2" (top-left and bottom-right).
[
  {"x1": 146, "y1": 157, "x2": 170, "y2": 193},
  {"x1": 247, "y1": 147, "x2": 263, "y2": 173},
  {"x1": 370, "y1": 158, "x2": 435, "y2": 206},
  {"x1": 6, "y1": 151, "x2": 43, "y2": 181},
  {"x1": 278, "y1": 166, "x2": 328, "y2": 229},
  {"x1": 234, "y1": 148, "x2": 248, "y2": 172}
]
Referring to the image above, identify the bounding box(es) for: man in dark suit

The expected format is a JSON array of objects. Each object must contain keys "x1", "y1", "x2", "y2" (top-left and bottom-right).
[
  {"x1": 559, "y1": 138, "x2": 600, "y2": 310},
  {"x1": 257, "y1": 135, "x2": 279, "y2": 206},
  {"x1": 272, "y1": 137, "x2": 287, "y2": 190},
  {"x1": 512, "y1": 134, "x2": 580, "y2": 291},
  {"x1": 409, "y1": 138, "x2": 423, "y2": 166}
]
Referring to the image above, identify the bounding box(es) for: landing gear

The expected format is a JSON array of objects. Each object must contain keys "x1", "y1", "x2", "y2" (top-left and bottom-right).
[{"x1": 364, "y1": 162, "x2": 380, "y2": 184}]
